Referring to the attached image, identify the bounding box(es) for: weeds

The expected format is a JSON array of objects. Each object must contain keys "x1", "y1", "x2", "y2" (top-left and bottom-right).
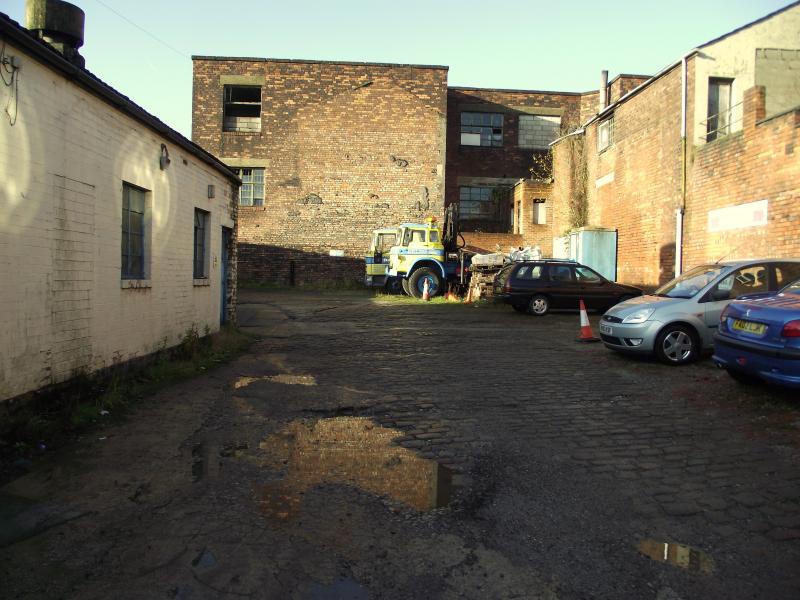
[{"x1": 0, "y1": 324, "x2": 252, "y2": 467}]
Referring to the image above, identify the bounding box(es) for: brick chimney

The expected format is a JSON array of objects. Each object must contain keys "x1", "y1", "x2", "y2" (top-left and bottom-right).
[{"x1": 743, "y1": 86, "x2": 766, "y2": 131}]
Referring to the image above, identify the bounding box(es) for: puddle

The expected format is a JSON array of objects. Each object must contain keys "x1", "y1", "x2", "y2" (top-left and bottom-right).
[
  {"x1": 234, "y1": 374, "x2": 317, "y2": 389},
  {"x1": 637, "y1": 540, "x2": 714, "y2": 574},
  {"x1": 258, "y1": 417, "x2": 456, "y2": 520},
  {"x1": 305, "y1": 577, "x2": 369, "y2": 600}
]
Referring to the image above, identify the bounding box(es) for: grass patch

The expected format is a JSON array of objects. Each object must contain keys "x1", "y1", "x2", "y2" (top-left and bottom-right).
[{"x1": 0, "y1": 325, "x2": 252, "y2": 471}]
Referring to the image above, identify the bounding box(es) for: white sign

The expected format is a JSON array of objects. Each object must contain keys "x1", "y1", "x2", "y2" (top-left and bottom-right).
[{"x1": 708, "y1": 200, "x2": 769, "y2": 232}]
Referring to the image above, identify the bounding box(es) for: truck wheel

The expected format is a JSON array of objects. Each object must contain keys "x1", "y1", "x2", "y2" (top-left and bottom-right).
[
  {"x1": 401, "y1": 278, "x2": 411, "y2": 296},
  {"x1": 409, "y1": 267, "x2": 442, "y2": 299}
]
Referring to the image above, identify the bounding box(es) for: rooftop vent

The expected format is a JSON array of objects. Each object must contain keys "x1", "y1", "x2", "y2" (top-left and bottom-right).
[{"x1": 26, "y1": 0, "x2": 85, "y2": 68}]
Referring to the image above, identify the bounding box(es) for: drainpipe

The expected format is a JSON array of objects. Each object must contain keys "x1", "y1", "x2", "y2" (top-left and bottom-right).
[{"x1": 675, "y1": 54, "x2": 689, "y2": 277}]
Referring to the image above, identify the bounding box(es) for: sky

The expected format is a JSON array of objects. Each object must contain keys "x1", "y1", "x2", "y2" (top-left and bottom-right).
[{"x1": 2, "y1": 0, "x2": 793, "y2": 138}]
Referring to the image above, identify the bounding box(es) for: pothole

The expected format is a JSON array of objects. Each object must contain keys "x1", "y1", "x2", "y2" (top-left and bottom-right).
[
  {"x1": 637, "y1": 539, "x2": 714, "y2": 574},
  {"x1": 257, "y1": 417, "x2": 457, "y2": 520}
]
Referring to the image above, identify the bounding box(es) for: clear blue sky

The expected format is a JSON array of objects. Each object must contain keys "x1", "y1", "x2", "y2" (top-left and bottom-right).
[{"x1": 3, "y1": 0, "x2": 792, "y2": 137}]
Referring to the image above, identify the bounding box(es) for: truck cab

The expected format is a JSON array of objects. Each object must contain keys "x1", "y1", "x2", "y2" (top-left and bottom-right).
[{"x1": 387, "y1": 218, "x2": 450, "y2": 298}]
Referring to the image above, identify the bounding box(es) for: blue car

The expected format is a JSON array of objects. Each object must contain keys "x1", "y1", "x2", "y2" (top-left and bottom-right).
[{"x1": 713, "y1": 279, "x2": 800, "y2": 388}]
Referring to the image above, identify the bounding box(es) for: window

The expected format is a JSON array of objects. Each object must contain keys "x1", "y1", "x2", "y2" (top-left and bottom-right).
[
  {"x1": 460, "y1": 112, "x2": 503, "y2": 147},
  {"x1": 194, "y1": 209, "x2": 210, "y2": 279},
  {"x1": 518, "y1": 115, "x2": 561, "y2": 149},
  {"x1": 459, "y1": 186, "x2": 493, "y2": 217},
  {"x1": 708, "y1": 265, "x2": 768, "y2": 301},
  {"x1": 429, "y1": 230, "x2": 439, "y2": 243},
  {"x1": 597, "y1": 116, "x2": 614, "y2": 151},
  {"x1": 549, "y1": 265, "x2": 573, "y2": 282},
  {"x1": 515, "y1": 265, "x2": 543, "y2": 280},
  {"x1": 575, "y1": 266, "x2": 602, "y2": 283},
  {"x1": 776, "y1": 263, "x2": 800, "y2": 288},
  {"x1": 233, "y1": 168, "x2": 264, "y2": 206},
  {"x1": 121, "y1": 183, "x2": 146, "y2": 279},
  {"x1": 707, "y1": 78, "x2": 733, "y2": 142},
  {"x1": 223, "y1": 85, "x2": 261, "y2": 132},
  {"x1": 532, "y1": 199, "x2": 547, "y2": 225}
]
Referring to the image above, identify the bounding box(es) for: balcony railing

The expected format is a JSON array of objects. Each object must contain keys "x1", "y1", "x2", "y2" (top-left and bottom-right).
[{"x1": 699, "y1": 100, "x2": 744, "y2": 143}]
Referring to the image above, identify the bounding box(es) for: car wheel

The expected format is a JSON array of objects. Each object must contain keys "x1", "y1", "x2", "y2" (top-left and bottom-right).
[
  {"x1": 512, "y1": 304, "x2": 527, "y2": 313},
  {"x1": 726, "y1": 369, "x2": 760, "y2": 385},
  {"x1": 528, "y1": 294, "x2": 550, "y2": 316},
  {"x1": 401, "y1": 278, "x2": 410, "y2": 296},
  {"x1": 408, "y1": 267, "x2": 442, "y2": 299},
  {"x1": 654, "y1": 324, "x2": 698, "y2": 365}
]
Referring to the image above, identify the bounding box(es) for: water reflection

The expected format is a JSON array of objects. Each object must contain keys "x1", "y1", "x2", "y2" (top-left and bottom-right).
[
  {"x1": 258, "y1": 417, "x2": 454, "y2": 520},
  {"x1": 234, "y1": 374, "x2": 317, "y2": 389},
  {"x1": 637, "y1": 539, "x2": 714, "y2": 574}
]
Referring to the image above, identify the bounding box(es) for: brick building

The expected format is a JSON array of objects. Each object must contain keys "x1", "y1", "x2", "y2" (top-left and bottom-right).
[
  {"x1": 0, "y1": 6, "x2": 240, "y2": 402},
  {"x1": 551, "y1": 3, "x2": 800, "y2": 288},
  {"x1": 192, "y1": 57, "x2": 448, "y2": 285},
  {"x1": 192, "y1": 60, "x2": 588, "y2": 283}
]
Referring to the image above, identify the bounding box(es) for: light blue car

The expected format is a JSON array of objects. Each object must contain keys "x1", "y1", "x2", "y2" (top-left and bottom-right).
[{"x1": 600, "y1": 259, "x2": 800, "y2": 365}]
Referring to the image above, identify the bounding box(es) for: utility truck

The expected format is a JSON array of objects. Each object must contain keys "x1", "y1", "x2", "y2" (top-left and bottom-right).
[{"x1": 364, "y1": 205, "x2": 472, "y2": 299}]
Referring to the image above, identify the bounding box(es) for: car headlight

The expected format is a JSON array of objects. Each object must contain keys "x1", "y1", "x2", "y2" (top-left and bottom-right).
[{"x1": 622, "y1": 308, "x2": 656, "y2": 324}]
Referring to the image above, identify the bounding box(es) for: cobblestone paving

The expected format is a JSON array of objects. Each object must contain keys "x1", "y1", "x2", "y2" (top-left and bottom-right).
[{"x1": 1, "y1": 290, "x2": 799, "y2": 599}]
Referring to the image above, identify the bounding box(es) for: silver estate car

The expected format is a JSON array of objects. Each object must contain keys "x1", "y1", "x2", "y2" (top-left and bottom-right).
[{"x1": 599, "y1": 259, "x2": 800, "y2": 365}]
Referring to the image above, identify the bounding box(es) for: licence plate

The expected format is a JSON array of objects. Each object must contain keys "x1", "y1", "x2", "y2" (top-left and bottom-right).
[
  {"x1": 599, "y1": 323, "x2": 612, "y2": 335},
  {"x1": 732, "y1": 319, "x2": 766, "y2": 335}
]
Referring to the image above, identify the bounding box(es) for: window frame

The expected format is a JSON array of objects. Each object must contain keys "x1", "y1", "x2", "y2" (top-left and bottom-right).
[
  {"x1": 706, "y1": 77, "x2": 734, "y2": 142},
  {"x1": 193, "y1": 208, "x2": 210, "y2": 279},
  {"x1": 597, "y1": 116, "x2": 614, "y2": 152},
  {"x1": 121, "y1": 182, "x2": 147, "y2": 280},
  {"x1": 232, "y1": 167, "x2": 265, "y2": 206},
  {"x1": 223, "y1": 85, "x2": 262, "y2": 133},
  {"x1": 460, "y1": 111, "x2": 504, "y2": 147}
]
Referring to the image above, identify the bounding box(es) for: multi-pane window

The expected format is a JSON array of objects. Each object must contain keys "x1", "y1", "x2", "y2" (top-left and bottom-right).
[
  {"x1": 121, "y1": 183, "x2": 146, "y2": 279},
  {"x1": 194, "y1": 209, "x2": 209, "y2": 279},
  {"x1": 459, "y1": 186, "x2": 493, "y2": 217},
  {"x1": 706, "y1": 77, "x2": 733, "y2": 142},
  {"x1": 223, "y1": 85, "x2": 262, "y2": 132},
  {"x1": 597, "y1": 116, "x2": 614, "y2": 151},
  {"x1": 233, "y1": 168, "x2": 265, "y2": 206},
  {"x1": 460, "y1": 112, "x2": 503, "y2": 147}
]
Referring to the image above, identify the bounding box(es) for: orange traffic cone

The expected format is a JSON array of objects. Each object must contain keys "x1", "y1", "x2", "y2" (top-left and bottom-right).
[
  {"x1": 422, "y1": 278, "x2": 430, "y2": 301},
  {"x1": 576, "y1": 299, "x2": 600, "y2": 343}
]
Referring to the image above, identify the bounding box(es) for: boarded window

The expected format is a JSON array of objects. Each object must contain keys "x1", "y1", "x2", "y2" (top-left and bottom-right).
[
  {"x1": 597, "y1": 116, "x2": 614, "y2": 151},
  {"x1": 194, "y1": 209, "x2": 209, "y2": 278},
  {"x1": 532, "y1": 199, "x2": 547, "y2": 225},
  {"x1": 224, "y1": 86, "x2": 262, "y2": 133},
  {"x1": 518, "y1": 115, "x2": 561, "y2": 149}
]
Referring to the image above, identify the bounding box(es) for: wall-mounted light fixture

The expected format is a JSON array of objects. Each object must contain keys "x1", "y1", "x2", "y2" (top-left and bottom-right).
[{"x1": 159, "y1": 144, "x2": 170, "y2": 170}]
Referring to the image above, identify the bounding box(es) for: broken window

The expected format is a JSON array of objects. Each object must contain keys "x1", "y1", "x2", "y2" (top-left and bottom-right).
[
  {"x1": 597, "y1": 116, "x2": 614, "y2": 152},
  {"x1": 706, "y1": 78, "x2": 733, "y2": 142},
  {"x1": 194, "y1": 209, "x2": 210, "y2": 279},
  {"x1": 459, "y1": 186, "x2": 493, "y2": 216},
  {"x1": 233, "y1": 168, "x2": 265, "y2": 206},
  {"x1": 121, "y1": 183, "x2": 147, "y2": 279},
  {"x1": 223, "y1": 85, "x2": 262, "y2": 133},
  {"x1": 460, "y1": 112, "x2": 503, "y2": 147}
]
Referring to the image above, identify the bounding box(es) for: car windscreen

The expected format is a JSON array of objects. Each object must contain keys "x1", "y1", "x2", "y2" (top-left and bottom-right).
[
  {"x1": 653, "y1": 264, "x2": 727, "y2": 299},
  {"x1": 781, "y1": 278, "x2": 800, "y2": 295}
]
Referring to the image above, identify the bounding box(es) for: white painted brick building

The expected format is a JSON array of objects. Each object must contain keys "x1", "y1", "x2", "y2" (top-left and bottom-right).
[{"x1": 0, "y1": 12, "x2": 240, "y2": 402}]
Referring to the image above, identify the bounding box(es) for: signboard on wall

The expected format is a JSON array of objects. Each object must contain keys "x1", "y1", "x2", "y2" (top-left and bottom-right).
[{"x1": 708, "y1": 200, "x2": 769, "y2": 232}]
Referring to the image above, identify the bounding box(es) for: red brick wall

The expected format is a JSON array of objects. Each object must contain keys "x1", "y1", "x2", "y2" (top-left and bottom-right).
[
  {"x1": 461, "y1": 232, "x2": 524, "y2": 253},
  {"x1": 683, "y1": 87, "x2": 800, "y2": 267},
  {"x1": 512, "y1": 180, "x2": 554, "y2": 253},
  {"x1": 582, "y1": 65, "x2": 686, "y2": 288},
  {"x1": 445, "y1": 87, "x2": 582, "y2": 209},
  {"x1": 192, "y1": 58, "x2": 448, "y2": 285}
]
